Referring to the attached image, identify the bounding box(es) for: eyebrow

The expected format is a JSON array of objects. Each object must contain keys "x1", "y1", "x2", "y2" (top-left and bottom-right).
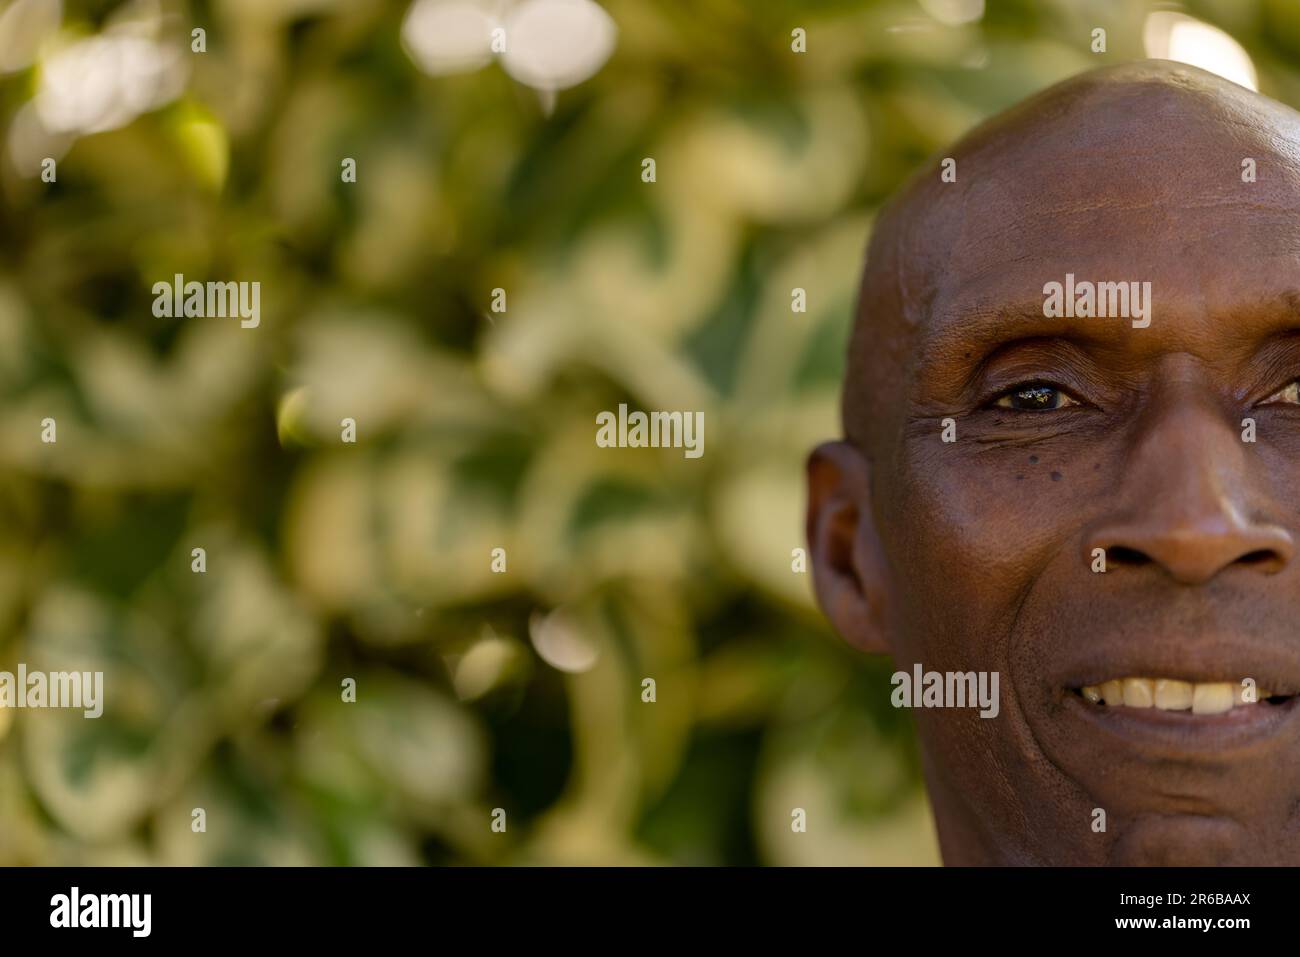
[
  {"x1": 918, "y1": 300, "x2": 1119, "y2": 374},
  {"x1": 920, "y1": 289, "x2": 1300, "y2": 373}
]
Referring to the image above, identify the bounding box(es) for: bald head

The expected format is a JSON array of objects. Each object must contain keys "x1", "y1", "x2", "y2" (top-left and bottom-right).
[{"x1": 844, "y1": 59, "x2": 1300, "y2": 457}]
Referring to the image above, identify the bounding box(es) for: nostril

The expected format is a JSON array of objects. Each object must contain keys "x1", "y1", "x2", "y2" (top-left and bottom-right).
[
  {"x1": 1237, "y1": 548, "x2": 1285, "y2": 573},
  {"x1": 1106, "y1": 545, "x2": 1150, "y2": 567},
  {"x1": 1239, "y1": 549, "x2": 1274, "y2": 565}
]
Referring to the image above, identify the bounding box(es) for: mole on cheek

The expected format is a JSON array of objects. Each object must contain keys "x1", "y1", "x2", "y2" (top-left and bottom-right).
[
  {"x1": 1029, "y1": 455, "x2": 1039, "y2": 464},
  {"x1": 1051, "y1": 471, "x2": 1062, "y2": 481}
]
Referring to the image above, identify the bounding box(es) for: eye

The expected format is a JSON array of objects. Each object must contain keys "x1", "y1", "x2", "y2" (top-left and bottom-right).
[
  {"x1": 992, "y1": 383, "x2": 1081, "y2": 412},
  {"x1": 1262, "y1": 379, "x2": 1300, "y2": 406}
]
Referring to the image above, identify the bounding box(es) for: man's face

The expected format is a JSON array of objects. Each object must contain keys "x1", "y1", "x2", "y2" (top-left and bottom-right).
[{"x1": 810, "y1": 64, "x2": 1300, "y2": 864}]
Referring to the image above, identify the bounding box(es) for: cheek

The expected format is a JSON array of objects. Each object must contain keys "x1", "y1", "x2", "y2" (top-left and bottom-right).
[
  {"x1": 875, "y1": 441, "x2": 1112, "y2": 857},
  {"x1": 879, "y1": 437, "x2": 1112, "y2": 653}
]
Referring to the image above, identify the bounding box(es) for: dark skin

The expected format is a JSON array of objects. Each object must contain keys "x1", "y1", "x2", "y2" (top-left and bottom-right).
[{"x1": 807, "y1": 60, "x2": 1300, "y2": 865}]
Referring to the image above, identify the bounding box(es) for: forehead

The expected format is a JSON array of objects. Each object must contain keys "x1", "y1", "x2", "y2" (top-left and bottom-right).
[{"x1": 914, "y1": 89, "x2": 1300, "y2": 359}]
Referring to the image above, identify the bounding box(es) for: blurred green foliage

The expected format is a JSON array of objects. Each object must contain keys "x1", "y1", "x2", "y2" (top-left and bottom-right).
[{"x1": 2, "y1": 0, "x2": 1298, "y2": 865}]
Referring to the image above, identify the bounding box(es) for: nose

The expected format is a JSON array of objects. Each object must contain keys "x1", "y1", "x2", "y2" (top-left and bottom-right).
[
  {"x1": 1091, "y1": 505, "x2": 1293, "y2": 584},
  {"x1": 1085, "y1": 396, "x2": 1294, "y2": 585}
]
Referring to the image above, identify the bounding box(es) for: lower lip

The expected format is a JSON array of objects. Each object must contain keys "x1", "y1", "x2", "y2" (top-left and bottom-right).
[{"x1": 1062, "y1": 692, "x2": 1300, "y2": 754}]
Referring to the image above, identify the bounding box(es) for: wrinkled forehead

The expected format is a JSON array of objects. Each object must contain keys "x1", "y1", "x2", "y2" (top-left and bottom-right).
[{"x1": 904, "y1": 78, "x2": 1300, "y2": 355}]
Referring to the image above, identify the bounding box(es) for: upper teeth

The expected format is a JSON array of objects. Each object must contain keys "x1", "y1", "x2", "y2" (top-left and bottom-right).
[{"x1": 1081, "y1": 678, "x2": 1275, "y2": 714}]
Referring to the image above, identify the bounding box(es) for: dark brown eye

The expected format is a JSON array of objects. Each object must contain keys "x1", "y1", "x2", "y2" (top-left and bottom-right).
[{"x1": 994, "y1": 383, "x2": 1080, "y2": 412}]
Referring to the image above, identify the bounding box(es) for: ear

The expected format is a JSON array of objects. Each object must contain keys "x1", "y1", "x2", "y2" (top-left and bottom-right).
[{"x1": 805, "y1": 440, "x2": 892, "y2": 654}]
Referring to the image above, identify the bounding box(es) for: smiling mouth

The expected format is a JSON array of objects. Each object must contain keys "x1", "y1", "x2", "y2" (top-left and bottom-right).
[
  {"x1": 1059, "y1": 674, "x2": 1300, "y2": 753},
  {"x1": 1069, "y1": 678, "x2": 1296, "y2": 714}
]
